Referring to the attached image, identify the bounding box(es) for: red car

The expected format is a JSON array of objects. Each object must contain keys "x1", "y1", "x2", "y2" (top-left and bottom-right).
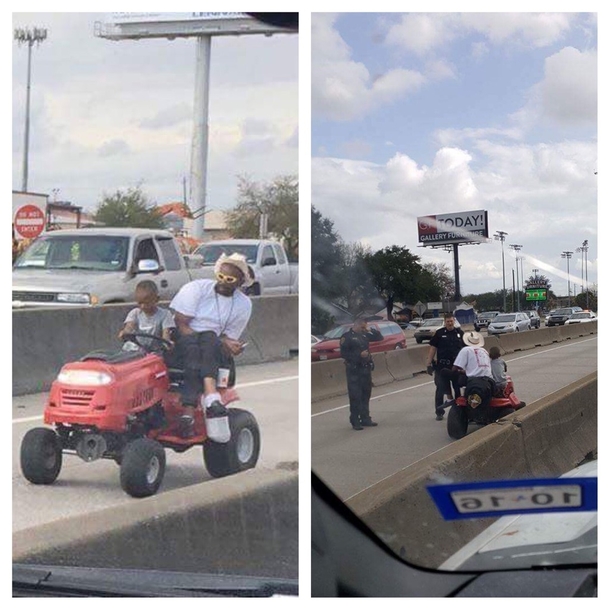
[{"x1": 311, "y1": 321, "x2": 406, "y2": 362}]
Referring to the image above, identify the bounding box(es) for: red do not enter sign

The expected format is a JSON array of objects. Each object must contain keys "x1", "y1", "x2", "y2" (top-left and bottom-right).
[{"x1": 14, "y1": 205, "x2": 46, "y2": 238}]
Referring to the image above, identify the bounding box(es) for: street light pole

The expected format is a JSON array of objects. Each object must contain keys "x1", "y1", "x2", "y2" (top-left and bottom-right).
[
  {"x1": 509, "y1": 244, "x2": 523, "y2": 311},
  {"x1": 582, "y1": 240, "x2": 589, "y2": 309},
  {"x1": 561, "y1": 251, "x2": 573, "y2": 306},
  {"x1": 14, "y1": 26, "x2": 47, "y2": 192},
  {"x1": 494, "y1": 231, "x2": 508, "y2": 311}
]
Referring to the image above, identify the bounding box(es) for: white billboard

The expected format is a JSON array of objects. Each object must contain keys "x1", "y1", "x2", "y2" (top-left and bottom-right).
[
  {"x1": 417, "y1": 210, "x2": 489, "y2": 245},
  {"x1": 108, "y1": 12, "x2": 251, "y2": 25}
]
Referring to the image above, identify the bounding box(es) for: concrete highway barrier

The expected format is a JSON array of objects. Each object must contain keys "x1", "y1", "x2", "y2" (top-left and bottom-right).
[
  {"x1": 13, "y1": 468, "x2": 298, "y2": 579},
  {"x1": 371, "y1": 353, "x2": 394, "y2": 387},
  {"x1": 311, "y1": 359, "x2": 347, "y2": 402},
  {"x1": 13, "y1": 296, "x2": 298, "y2": 396},
  {"x1": 312, "y1": 324, "x2": 597, "y2": 402},
  {"x1": 347, "y1": 372, "x2": 597, "y2": 569}
]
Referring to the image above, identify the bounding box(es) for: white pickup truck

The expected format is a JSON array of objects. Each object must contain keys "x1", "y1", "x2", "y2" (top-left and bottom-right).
[
  {"x1": 192, "y1": 239, "x2": 298, "y2": 296},
  {"x1": 12, "y1": 228, "x2": 214, "y2": 307}
]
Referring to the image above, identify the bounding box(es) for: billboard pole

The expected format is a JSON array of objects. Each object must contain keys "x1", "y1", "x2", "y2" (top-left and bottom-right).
[
  {"x1": 452, "y1": 244, "x2": 461, "y2": 301},
  {"x1": 191, "y1": 36, "x2": 211, "y2": 241}
]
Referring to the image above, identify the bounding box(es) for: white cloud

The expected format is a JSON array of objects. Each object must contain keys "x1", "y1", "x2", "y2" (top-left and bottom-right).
[
  {"x1": 385, "y1": 14, "x2": 459, "y2": 57},
  {"x1": 312, "y1": 13, "x2": 426, "y2": 121},
  {"x1": 385, "y1": 13, "x2": 576, "y2": 57},
  {"x1": 312, "y1": 139, "x2": 596, "y2": 292}
]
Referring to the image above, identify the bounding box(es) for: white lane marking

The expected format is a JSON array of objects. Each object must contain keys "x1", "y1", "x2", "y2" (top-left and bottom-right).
[
  {"x1": 12, "y1": 374, "x2": 298, "y2": 425},
  {"x1": 312, "y1": 336, "x2": 597, "y2": 418}
]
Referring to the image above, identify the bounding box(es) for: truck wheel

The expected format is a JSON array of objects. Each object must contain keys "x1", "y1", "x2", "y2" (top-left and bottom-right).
[
  {"x1": 203, "y1": 408, "x2": 261, "y2": 478},
  {"x1": 416, "y1": 338, "x2": 423, "y2": 344},
  {"x1": 447, "y1": 404, "x2": 469, "y2": 440},
  {"x1": 247, "y1": 283, "x2": 261, "y2": 296},
  {"x1": 20, "y1": 427, "x2": 63, "y2": 485},
  {"x1": 120, "y1": 438, "x2": 166, "y2": 498}
]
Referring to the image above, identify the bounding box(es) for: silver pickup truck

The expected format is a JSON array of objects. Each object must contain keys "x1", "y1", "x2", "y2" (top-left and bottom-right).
[
  {"x1": 12, "y1": 228, "x2": 212, "y2": 307},
  {"x1": 192, "y1": 239, "x2": 298, "y2": 296}
]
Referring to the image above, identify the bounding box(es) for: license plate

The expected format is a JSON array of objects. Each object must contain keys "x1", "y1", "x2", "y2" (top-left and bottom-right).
[
  {"x1": 450, "y1": 484, "x2": 583, "y2": 514},
  {"x1": 319, "y1": 354, "x2": 327, "y2": 360}
]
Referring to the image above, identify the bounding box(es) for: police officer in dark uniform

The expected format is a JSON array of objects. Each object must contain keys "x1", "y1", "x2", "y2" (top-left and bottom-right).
[
  {"x1": 340, "y1": 318, "x2": 383, "y2": 430},
  {"x1": 425, "y1": 313, "x2": 465, "y2": 420}
]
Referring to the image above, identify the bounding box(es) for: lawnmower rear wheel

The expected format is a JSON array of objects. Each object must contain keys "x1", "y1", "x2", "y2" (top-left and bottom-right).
[
  {"x1": 120, "y1": 438, "x2": 166, "y2": 498},
  {"x1": 204, "y1": 408, "x2": 260, "y2": 478},
  {"x1": 447, "y1": 404, "x2": 469, "y2": 440},
  {"x1": 20, "y1": 427, "x2": 63, "y2": 485}
]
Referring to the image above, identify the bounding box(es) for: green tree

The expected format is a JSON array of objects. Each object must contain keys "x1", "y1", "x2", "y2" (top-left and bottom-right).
[
  {"x1": 338, "y1": 241, "x2": 380, "y2": 316},
  {"x1": 363, "y1": 246, "x2": 435, "y2": 320},
  {"x1": 312, "y1": 207, "x2": 346, "y2": 333},
  {"x1": 574, "y1": 285, "x2": 597, "y2": 311},
  {"x1": 225, "y1": 175, "x2": 298, "y2": 261},
  {"x1": 94, "y1": 187, "x2": 164, "y2": 229},
  {"x1": 423, "y1": 262, "x2": 456, "y2": 300}
]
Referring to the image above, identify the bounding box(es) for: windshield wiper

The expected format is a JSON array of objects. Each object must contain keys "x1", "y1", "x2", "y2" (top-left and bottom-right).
[{"x1": 13, "y1": 564, "x2": 298, "y2": 598}]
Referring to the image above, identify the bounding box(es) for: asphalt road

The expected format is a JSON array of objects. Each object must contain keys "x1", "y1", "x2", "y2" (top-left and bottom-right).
[
  {"x1": 312, "y1": 336, "x2": 597, "y2": 502},
  {"x1": 13, "y1": 359, "x2": 298, "y2": 533}
]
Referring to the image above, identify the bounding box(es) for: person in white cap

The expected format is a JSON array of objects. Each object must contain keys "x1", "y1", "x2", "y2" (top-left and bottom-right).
[
  {"x1": 439, "y1": 331, "x2": 492, "y2": 402},
  {"x1": 170, "y1": 253, "x2": 253, "y2": 437}
]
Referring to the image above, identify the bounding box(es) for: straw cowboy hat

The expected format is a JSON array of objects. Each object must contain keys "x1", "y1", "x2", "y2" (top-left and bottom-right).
[
  {"x1": 214, "y1": 252, "x2": 254, "y2": 287},
  {"x1": 463, "y1": 331, "x2": 485, "y2": 348}
]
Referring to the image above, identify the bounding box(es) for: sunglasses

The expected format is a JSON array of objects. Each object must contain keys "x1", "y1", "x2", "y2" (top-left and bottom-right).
[{"x1": 215, "y1": 271, "x2": 240, "y2": 284}]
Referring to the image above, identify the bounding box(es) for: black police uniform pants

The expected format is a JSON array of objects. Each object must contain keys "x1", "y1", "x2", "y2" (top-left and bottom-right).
[
  {"x1": 346, "y1": 367, "x2": 373, "y2": 425},
  {"x1": 434, "y1": 368, "x2": 463, "y2": 411}
]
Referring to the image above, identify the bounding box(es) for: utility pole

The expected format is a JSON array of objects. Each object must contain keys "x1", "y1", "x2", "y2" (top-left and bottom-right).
[
  {"x1": 582, "y1": 240, "x2": 589, "y2": 309},
  {"x1": 494, "y1": 231, "x2": 508, "y2": 311},
  {"x1": 14, "y1": 26, "x2": 48, "y2": 192},
  {"x1": 561, "y1": 251, "x2": 573, "y2": 306}
]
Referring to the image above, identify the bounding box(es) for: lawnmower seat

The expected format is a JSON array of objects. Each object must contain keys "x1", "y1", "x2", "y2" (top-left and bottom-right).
[{"x1": 80, "y1": 350, "x2": 145, "y2": 364}]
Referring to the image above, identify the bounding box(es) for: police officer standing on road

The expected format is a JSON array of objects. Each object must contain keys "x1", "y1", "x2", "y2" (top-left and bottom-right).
[
  {"x1": 340, "y1": 318, "x2": 383, "y2": 430},
  {"x1": 425, "y1": 313, "x2": 465, "y2": 421}
]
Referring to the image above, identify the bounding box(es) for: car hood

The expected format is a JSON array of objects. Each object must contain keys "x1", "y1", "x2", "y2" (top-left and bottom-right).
[{"x1": 12, "y1": 269, "x2": 122, "y2": 293}]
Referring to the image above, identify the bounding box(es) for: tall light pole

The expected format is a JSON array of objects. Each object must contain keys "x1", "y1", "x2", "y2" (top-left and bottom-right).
[
  {"x1": 582, "y1": 239, "x2": 589, "y2": 309},
  {"x1": 14, "y1": 26, "x2": 48, "y2": 192},
  {"x1": 509, "y1": 244, "x2": 523, "y2": 311},
  {"x1": 494, "y1": 231, "x2": 508, "y2": 311},
  {"x1": 576, "y1": 245, "x2": 585, "y2": 295},
  {"x1": 561, "y1": 251, "x2": 573, "y2": 306}
]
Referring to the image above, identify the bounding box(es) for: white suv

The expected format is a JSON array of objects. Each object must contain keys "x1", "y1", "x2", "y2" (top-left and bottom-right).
[{"x1": 488, "y1": 312, "x2": 531, "y2": 335}]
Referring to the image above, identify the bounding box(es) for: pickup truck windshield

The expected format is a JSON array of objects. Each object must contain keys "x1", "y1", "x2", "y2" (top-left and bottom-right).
[
  {"x1": 14, "y1": 236, "x2": 130, "y2": 272},
  {"x1": 195, "y1": 244, "x2": 258, "y2": 265}
]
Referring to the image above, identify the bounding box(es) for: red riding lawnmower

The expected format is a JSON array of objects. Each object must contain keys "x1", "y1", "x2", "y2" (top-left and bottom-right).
[
  {"x1": 447, "y1": 375, "x2": 526, "y2": 440},
  {"x1": 20, "y1": 333, "x2": 261, "y2": 498}
]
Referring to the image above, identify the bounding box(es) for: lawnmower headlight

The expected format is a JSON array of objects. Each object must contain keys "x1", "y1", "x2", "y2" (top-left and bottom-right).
[
  {"x1": 57, "y1": 292, "x2": 91, "y2": 304},
  {"x1": 57, "y1": 370, "x2": 114, "y2": 386}
]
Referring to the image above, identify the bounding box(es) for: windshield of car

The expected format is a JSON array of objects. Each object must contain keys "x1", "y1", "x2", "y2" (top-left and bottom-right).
[
  {"x1": 571, "y1": 313, "x2": 590, "y2": 319},
  {"x1": 492, "y1": 314, "x2": 516, "y2": 323},
  {"x1": 311, "y1": 10, "x2": 597, "y2": 581},
  {"x1": 322, "y1": 325, "x2": 350, "y2": 339},
  {"x1": 421, "y1": 319, "x2": 443, "y2": 327},
  {"x1": 14, "y1": 235, "x2": 130, "y2": 271},
  {"x1": 194, "y1": 244, "x2": 259, "y2": 265},
  {"x1": 555, "y1": 308, "x2": 574, "y2": 316}
]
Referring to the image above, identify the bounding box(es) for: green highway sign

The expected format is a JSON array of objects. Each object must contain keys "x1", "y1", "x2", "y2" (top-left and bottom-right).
[{"x1": 526, "y1": 288, "x2": 547, "y2": 301}]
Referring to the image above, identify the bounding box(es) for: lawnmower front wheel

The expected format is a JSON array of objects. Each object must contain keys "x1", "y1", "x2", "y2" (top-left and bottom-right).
[
  {"x1": 120, "y1": 438, "x2": 166, "y2": 498},
  {"x1": 20, "y1": 427, "x2": 63, "y2": 485}
]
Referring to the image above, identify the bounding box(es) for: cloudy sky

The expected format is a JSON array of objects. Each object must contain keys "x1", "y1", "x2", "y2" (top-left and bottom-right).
[
  {"x1": 12, "y1": 12, "x2": 298, "y2": 217},
  {"x1": 312, "y1": 12, "x2": 597, "y2": 298}
]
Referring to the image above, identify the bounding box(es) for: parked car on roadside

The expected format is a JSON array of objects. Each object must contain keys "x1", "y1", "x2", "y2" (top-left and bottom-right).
[
  {"x1": 565, "y1": 311, "x2": 597, "y2": 324},
  {"x1": 547, "y1": 307, "x2": 583, "y2": 327},
  {"x1": 473, "y1": 311, "x2": 500, "y2": 332},
  {"x1": 311, "y1": 321, "x2": 406, "y2": 361},
  {"x1": 487, "y1": 312, "x2": 531, "y2": 335},
  {"x1": 414, "y1": 317, "x2": 461, "y2": 344}
]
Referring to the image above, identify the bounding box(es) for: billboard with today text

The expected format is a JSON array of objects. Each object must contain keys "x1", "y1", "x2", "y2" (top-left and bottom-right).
[{"x1": 417, "y1": 210, "x2": 489, "y2": 246}]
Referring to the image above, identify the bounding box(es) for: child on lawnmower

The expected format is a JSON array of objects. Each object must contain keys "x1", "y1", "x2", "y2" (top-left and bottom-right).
[
  {"x1": 119, "y1": 280, "x2": 175, "y2": 349},
  {"x1": 489, "y1": 346, "x2": 508, "y2": 394}
]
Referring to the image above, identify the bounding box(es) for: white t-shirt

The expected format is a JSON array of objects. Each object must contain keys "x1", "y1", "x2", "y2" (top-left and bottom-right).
[
  {"x1": 453, "y1": 346, "x2": 492, "y2": 378},
  {"x1": 170, "y1": 279, "x2": 252, "y2": 339}
]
